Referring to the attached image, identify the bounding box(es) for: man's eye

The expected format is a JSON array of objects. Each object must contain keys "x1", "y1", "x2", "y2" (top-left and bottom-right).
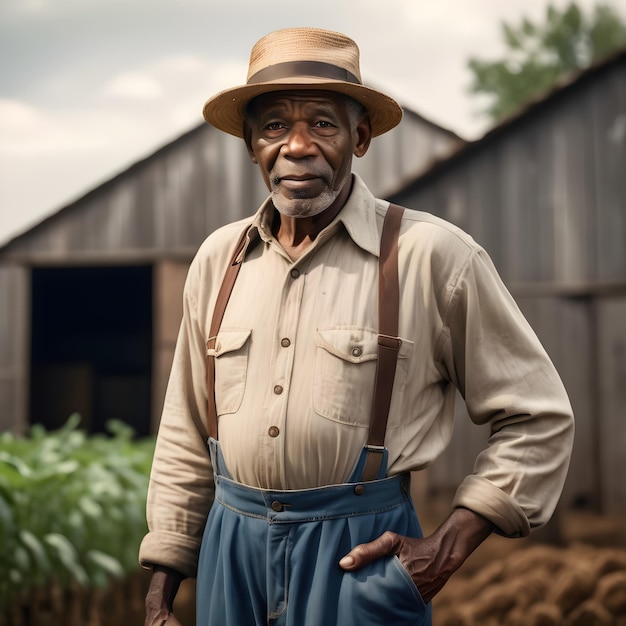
[
  {"x1": 315, "y1": 120, "x2": 334, "y2": 128},
  {"x1": 265, "y1": 122, "x2": 284, "y2": 131}
]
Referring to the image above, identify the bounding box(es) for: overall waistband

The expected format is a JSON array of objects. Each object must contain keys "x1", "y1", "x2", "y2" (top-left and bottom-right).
[{"x1": 213, "y1": 472, "x2": 411, "y2": 523}]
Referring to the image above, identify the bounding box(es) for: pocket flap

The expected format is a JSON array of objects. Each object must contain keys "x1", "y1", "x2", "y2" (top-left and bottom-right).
[
  {"x1": 315, "y1": 328, "x2": 379, "y2": 363},
  {"x1": 315, "y1": 327, "x2": 413, "y2": 364},
  {"x1": 208, "y1": 328, "x2": 252, "y2": 357}
]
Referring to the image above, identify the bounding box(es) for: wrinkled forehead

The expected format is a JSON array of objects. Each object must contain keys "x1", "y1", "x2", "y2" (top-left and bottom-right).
[{"x1": 246, "y1": 90, "x2": 351, "y2": 117}]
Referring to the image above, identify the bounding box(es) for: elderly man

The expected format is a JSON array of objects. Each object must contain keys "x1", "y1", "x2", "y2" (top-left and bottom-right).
[{"x1": 140, "y1": 27, "x2": 574, "y2": 626}]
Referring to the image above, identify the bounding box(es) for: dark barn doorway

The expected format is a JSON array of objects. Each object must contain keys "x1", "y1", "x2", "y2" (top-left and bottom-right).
[{"x1": 30, "y1": 266, "x2": 153, "y2": 437}]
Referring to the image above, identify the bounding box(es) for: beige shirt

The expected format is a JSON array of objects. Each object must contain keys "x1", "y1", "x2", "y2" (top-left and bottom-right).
[{"x1": 140, "y1": 175, "x2": 574, "y2": 577}]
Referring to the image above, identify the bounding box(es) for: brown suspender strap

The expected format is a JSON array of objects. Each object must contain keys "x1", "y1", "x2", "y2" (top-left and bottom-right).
[
  {"x1": 361, "y1": 203, "x2": 404, "y2": 481},
  {"x1": 206, "y1": 226, "x2": 252, "y2": 440}
]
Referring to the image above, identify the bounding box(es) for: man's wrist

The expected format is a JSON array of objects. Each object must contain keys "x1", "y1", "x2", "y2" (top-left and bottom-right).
[{"x1": 434, "y1": 506, "x2": 495, "y2": 570}]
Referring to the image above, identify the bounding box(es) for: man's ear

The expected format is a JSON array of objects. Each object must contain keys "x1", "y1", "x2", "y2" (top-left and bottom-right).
[
  {"x1": 353, "y1": 115, "x2": 372, "y2": 158},
  {"x1": 243, "y1": 122, "x2": 258, "y2": 163}
]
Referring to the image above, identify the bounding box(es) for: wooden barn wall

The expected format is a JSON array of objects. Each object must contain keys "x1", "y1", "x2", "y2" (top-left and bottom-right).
[
  {"x1": 393, "y1": 62, "x2": 626, "y2": 285},
  {"x1": 392, "y1": 61, "x2": 626, "y2": 514},
  {"x1": 596, "y1": 297, "x2": 626, "y2": 514},
  {"x1": 354, "y1": 111, "x2": 460, "y2": 196},
  {"x1": 0, "y1": 266, "x2": 29, "y2": 433}
]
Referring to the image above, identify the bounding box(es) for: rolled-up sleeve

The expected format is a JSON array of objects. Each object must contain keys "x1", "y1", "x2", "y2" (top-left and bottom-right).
[
  {"x1": 138, "y1": 259, "x2": 214, "y2": 578},
  {"x1": 442, "y1": 247, "x2": 574, "y2": 537}
]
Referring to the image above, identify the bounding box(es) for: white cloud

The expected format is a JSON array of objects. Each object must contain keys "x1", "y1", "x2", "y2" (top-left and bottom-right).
[
  {"x1": 0, "y1": 99, "x2": 122, "y2": 156},
  {"x1": 0, "y1": 54, "x2": 242, "y2": 160},
  {"x1": 0, "y1": 99, "x2": 42, "y2": 132},
  {"x1": 98, "y1": 55, "x2": 246, "y2": 116},
  {"x1": 103, "y1": 72, "x2": 163, "y2": 101}
]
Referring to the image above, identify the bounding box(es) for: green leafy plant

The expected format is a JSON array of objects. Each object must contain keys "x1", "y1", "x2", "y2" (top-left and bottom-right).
[
  {"x1": 468, "y1": 2, "x2": 626, "y2": 122},
  {"x1": 0, "y1": 415, "x2": 154, "y2": 612}
]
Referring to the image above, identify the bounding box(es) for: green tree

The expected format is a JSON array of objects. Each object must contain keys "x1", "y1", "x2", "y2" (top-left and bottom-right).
[{"x1": 468, "y1": 2, "x2": 626, "y2": 122}]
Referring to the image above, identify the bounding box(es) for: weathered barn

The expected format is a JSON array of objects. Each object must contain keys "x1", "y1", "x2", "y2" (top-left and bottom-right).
[
  {"x1": 0, "y1": 107, "x2": 460, "y2": 438},
  {"x1": 390, "y1": 50, "x2": 626, "y2": 515}
]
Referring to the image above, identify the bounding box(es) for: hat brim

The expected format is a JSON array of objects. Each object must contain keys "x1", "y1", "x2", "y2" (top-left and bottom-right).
[{"x1": 202, "y1": 77, "x2": 403, "y2": 138}]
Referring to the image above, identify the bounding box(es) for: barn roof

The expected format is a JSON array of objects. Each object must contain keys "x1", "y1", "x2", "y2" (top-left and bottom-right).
[{"x1": 389, "y1": 47, "x2": 626, "y2": 198}]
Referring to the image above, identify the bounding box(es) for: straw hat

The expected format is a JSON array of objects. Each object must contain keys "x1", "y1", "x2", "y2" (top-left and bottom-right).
[{"x1": 202, "y1": 27, "x2": 403, "y2": 138}]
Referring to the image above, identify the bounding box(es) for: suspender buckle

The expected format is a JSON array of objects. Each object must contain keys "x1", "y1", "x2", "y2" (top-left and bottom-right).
[
  {"x1": 362, "y1": 445, "x2": 386, "y2": 482},
  {"x1": 377, "y1": 334, "x2": 402, "y2": 349}
]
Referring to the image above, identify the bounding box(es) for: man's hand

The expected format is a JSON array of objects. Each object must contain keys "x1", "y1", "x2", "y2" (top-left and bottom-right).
[
  {"x1": 144, "y1": 565, "x2": 185, "y2": 626},
  {"x1": 339, "y1": 507, "x2": 494, "y2": 604}
]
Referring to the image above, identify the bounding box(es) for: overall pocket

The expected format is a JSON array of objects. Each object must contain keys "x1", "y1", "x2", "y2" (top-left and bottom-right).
[{"x1": 339, "y1": 556, "x2": 428, "y2": 625}]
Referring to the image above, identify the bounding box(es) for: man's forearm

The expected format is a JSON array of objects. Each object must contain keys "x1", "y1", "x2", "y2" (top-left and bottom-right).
[{"x1": 145, "y1": 565, "x2": 185, "y2": 624}]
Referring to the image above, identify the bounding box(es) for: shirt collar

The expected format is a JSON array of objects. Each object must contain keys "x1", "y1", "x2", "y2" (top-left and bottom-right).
[
  {"x1": 249, "y1": 173, "x2": 382, "y2": 258},
  {"x1": 335, "y1": 174, "x2": 381, "y2": 257}
]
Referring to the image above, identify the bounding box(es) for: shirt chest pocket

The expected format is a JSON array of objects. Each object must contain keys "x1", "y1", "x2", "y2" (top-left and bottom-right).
[
  {"x1": 208, "y1": 328, "x2": 252, "y2": 416},
  {"x1": 313, "y1": 327, "x2": 412, "y2": 428}
]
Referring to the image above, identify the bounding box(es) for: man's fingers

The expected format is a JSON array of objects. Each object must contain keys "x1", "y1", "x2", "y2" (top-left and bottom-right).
[{"x1": 339, "y1": 531, "x2": 401, "y2": 570}]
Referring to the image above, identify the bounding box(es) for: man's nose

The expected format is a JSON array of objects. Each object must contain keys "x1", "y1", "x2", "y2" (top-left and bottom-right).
[{"x1": 282, "y1": 123, "x2": 317, "y2": 157}]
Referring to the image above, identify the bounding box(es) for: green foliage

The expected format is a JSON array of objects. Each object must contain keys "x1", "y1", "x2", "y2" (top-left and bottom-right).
[
  {"x1": 468, "y1": 2, "x2": 626, "y2": 121},
  {"x1": 0, "y1": 415, "x2": 154, "y2": 610}
]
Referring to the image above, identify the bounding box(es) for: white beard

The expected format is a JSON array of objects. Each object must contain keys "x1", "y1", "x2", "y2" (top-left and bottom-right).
[
  {"x1": 270, "y1": 169, "x2": 351, "y2": 218},
  {"x1": 271, "y1": 187, "x2": 341, "y2": 218}
]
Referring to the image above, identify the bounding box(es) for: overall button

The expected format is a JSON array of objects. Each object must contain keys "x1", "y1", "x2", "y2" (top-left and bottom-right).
[
  {"x1": 268, "y1": 426, "x2": 280, "y2": 438},
  {"x1": 271, "y1": 501, "x2": 284, "y2": 512},
  {"x1": 354, "y1": 485, "x2": 365, "y2": 495},
  {"x1": 273, "y1": 385, "x2": 284, "y2": 395},
  {"x1": 351, "y1": 347, "x2": 363, "y2": 358},
  {"x1": 290, "y1": 269, "x2": 300, "y2": 279},
  {"x1": 281, "y1": 338, "x2": 291, "y2": 348}
]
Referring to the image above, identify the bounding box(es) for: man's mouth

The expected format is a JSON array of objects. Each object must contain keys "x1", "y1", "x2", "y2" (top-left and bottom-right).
[
  {"x1": 274, "y1": 173, "x2": 319, "y2": 183},
  {"x1": 272, "y1": 174, "x2": 324, "y2": 194}
]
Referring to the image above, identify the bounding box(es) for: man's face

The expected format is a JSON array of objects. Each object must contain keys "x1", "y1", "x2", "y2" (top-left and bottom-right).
[{"x1": 245, "y1": 91, "x2": 370, "y2": 218}]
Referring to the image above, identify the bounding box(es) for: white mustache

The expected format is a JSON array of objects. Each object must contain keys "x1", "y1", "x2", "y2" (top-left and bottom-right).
[{"x1": 270, "y1": 168, "x2": 331, "y2": 187}]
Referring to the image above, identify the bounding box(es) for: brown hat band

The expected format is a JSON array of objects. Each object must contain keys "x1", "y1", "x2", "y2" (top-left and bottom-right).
[{"x1": 248, "y1": 60, "x2": 361, "y2": 85}]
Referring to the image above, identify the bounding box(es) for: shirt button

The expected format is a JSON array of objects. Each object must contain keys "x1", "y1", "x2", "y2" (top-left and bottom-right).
[
  {"x1": 271, "y1": 501, "x2": 284, "y2": 512},
  {"x1": 268, "y1": 426, "x2": 280, "y2": 438},
  {"x1": 281, "y1": 338, "x2": 291, "y2": 348},
  {"x1": 273, "y1": 385, "x2": 284, "y2": 395},
  {"x1": 351, "y1": 347, "x2": 363, "y2": 358},
  {"x1": 290, "y1": 268, "x2": 300, "y2": 279}
]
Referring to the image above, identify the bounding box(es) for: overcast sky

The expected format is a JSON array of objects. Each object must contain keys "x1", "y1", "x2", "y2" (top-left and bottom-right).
[{"x1": 1, "y1": 0, "x2": 624, "y2": 244}]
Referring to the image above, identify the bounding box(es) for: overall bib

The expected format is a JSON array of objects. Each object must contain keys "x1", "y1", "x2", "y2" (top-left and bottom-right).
[{"x1": 198, "y1": 205, "x2": 432, "y2": 625}]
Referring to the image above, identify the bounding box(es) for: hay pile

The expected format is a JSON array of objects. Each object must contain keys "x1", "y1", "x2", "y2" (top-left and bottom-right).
[{"x1": 434, "y1": 544, "x2": 626, "y2": 626}]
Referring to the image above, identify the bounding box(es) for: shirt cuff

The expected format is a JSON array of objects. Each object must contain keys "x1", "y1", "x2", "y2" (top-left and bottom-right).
[
  {"x1": 452, "y1": 475, "x2": 531, "y2": 538},
  {"x1": 138, "y1": 531, "x2": 202, "y2": 579}
]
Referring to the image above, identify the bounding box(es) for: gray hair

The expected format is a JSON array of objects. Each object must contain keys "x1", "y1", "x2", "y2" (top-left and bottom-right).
[{"x1": 344, "y1": 96, "x2": 368, "y2": 130}]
